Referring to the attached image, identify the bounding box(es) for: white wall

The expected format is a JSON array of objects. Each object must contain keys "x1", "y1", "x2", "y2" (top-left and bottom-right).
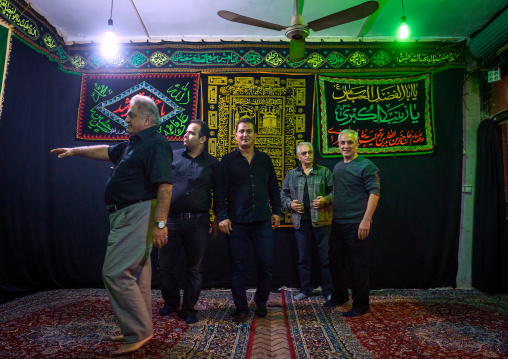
[{"x1": 457, "y1": 72, "x2": 482, "y2": 288}]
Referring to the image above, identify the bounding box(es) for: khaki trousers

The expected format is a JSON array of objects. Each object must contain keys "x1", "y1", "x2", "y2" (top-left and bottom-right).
[{"x1": 103, "y1": 200, "x2": 155, "y2": 343}]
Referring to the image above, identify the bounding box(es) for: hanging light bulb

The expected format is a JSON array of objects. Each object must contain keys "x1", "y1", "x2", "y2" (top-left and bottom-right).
[
  {"x1": 399, "y1": 16, "x2": 409, "y2": 39},
  {"x1": 398, "y1": 0, "x2": 409, "y2": 40},
  {"x1": 101, "y1": 1, "x2": 118, "y2": 59}
]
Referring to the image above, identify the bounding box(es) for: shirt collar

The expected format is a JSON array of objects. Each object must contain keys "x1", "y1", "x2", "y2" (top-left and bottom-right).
[
  {"x1": 131, "y1": 126, "x2": 158, "y2": 142},
  {"x1": 234, "y1": 146, "x2": 258, "y2": 156},
  {"x1": 297, "y1": 164, "x2": 316, "y2": 174},
  {"x1": 182, "y1": 148, "x2": 205, "y2": 159}
]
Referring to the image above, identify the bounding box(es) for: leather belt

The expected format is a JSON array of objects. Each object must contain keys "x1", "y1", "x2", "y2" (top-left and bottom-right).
[
  {"x1": 107, "y1": 200, "x2": 146, "y2": 214},
  {"x1": 169, "y1": 212, "x2": 208, "y2": 220}
]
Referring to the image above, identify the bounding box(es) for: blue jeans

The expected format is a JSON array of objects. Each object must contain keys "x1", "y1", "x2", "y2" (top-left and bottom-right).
[
  {"x1": 328, "y1": 222, "x2": 371, "y2": 313},
  {"x1": 227, "y1": 220, "x2": 273, "y2": 313},
  {"x1": 157, "y1": 214, "x2": 209, "y2": 316},
  {"x1": 295, "y1": 220, "x2": 332, "y2": 297}
]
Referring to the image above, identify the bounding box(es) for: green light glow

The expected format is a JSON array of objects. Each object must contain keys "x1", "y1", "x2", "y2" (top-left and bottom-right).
[{"x1": 399, "y1": 16, "x2": 409, "y2": 39}]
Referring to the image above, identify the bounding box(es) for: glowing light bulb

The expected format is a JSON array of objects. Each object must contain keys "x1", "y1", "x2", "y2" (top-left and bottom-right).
[
  {"x1": 399, "y1": 16, "x2": 409, "y2": 39},
  {"x1": 101, "y1": 19, "x2": 118, "y2": 59}
]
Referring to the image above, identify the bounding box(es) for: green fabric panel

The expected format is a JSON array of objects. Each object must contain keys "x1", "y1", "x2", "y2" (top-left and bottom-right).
[{"x1": 0, "y1": 25, "x2": 9, "y2": 95}]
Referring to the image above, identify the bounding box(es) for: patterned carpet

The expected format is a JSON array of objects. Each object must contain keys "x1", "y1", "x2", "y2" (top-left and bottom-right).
[
  {"x1": 284, "y1": 289, "x2": 508, "y2": 358},
  {"x1": 0, "y1": 288, "x2": 507, "y2": 358},
  {"x1": 0, "y1": 289, "x2": 255, "y2": 358}
]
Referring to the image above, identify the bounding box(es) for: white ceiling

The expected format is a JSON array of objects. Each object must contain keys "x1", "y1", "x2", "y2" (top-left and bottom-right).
[{"x1": 27, "y1": 0, "x2": 507, "y2": 44}]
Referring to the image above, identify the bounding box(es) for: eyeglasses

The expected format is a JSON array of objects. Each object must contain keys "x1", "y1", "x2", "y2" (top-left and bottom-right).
[{"x1": 299, "y1": 150, "x2": 313, "y2": 156}]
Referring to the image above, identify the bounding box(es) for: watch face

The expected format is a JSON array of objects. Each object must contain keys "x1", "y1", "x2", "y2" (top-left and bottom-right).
[{"x1": 157, "y1": 221, "x2": 166, "y2": 229}]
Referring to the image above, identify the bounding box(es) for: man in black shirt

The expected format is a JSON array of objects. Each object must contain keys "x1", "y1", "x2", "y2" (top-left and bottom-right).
[
  {"x1": 51, "y1": 95, "x2": 173, "y2": 355},
  {"x1": 157, "y1": 120, "x2": 218, "y2": 324},
  {"x1": 216, "y1": 117, "x2": 282, "y2": 323}
]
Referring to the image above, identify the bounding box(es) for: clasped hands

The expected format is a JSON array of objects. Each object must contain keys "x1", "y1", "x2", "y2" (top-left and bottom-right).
[{"x1": 290, "y1": 196, "x2": 326, "y2": 214}]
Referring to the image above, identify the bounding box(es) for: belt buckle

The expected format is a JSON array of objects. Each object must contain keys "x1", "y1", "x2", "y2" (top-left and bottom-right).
[{"x1": 181, "y1": 213, "x2": 192, "y2": 220}]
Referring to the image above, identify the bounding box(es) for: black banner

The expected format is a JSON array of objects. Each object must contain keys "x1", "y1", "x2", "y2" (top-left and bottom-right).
[{"x1": 76, "y1": 73, "x2": 199, "y2": 141}]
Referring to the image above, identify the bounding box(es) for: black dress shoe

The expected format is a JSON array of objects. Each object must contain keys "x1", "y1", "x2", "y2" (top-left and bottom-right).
[
  {"x1": 343, "y1": 309, "x2": 366, "y2": 317},
  {"x1": 255, "y1": 305, "x2": 267, "y2": 318},
  {"x1": 177, "y1": 310, "x2": 199, "y2": 324},
  {"x1": 159, "y1": 306, "x2": 174, "y2": 316},
  {"x1": 184, "y1": 315, "x2": 198, "y2": 324},
  {"x1": 323, "y1": 299, "x2": 348, "y2": 308},
  {"x1": 233, "y1": 312, "x2": 247, "y2": 323}
]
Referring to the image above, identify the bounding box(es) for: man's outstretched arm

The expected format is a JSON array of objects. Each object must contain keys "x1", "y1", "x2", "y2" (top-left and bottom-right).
[{"x1": 50, "y1": 145, "x2": 110, "y2": 161}]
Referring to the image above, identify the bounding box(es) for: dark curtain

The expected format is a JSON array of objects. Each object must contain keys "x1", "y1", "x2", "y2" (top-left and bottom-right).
[
  {"x1": 0, "y1": 38, "x2": 463, "y2": 302},
  {"x1": 472, "y1": 118, "x2": 508, "y2": 293},
  {"x1": 0, "y1": 38, "x2": 108, "y2": 301}
]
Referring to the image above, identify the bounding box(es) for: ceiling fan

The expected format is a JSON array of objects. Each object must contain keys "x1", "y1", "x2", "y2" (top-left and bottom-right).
[{"x1": 218, "y1": 0, "x2": 379, "y2": 62}]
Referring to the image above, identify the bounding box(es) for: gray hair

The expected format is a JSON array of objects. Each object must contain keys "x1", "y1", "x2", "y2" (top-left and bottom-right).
[
  {"x1": 296, "y1": 142, "x2": 313, "y2": 156},
  {"x1": 130, "y1": 95, "x2": 160, "y2": 126},
  {"x1": 339, "y1": 129, "x2": 359, "y2": 144}
]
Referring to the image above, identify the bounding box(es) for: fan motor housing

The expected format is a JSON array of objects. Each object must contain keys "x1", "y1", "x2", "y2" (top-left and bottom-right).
[{"x1": 285, "y1": 25, "x2": 310, "y2": 40}]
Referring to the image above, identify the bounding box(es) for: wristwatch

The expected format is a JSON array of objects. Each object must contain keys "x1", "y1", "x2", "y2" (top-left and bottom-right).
[{"x1": 155, "y1": 221, "x2": 166, "y2": 229}]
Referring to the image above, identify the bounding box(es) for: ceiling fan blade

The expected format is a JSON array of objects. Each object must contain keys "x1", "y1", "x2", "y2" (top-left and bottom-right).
[
  {"x1": 289, "y1": 38, "x2": 306, "y2": 63},
  {"x1": 218, "y1": 10, "x2": 287, "y2": 31},
  {"x1": 307, "y1": 1, "x2": 380, "y2": 32}
]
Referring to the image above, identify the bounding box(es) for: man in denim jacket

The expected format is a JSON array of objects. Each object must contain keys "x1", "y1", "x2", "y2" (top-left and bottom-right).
[{"x1": 281, "y1": 142, "x2": 333, "y2": 300}]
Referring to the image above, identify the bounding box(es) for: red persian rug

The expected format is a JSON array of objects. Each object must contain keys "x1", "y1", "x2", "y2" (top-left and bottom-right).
[
  {"x1": 283, "y1": 289, "x2": 508, "y2": 358},
  {"x1": 0, "y1": 289, "x2": 256, "y2": 358}
]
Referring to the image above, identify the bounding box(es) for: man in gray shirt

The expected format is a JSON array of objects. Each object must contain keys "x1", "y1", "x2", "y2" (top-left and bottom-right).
[{"x1": 324, "y1": 129, "x2": 380, "y2": 317}]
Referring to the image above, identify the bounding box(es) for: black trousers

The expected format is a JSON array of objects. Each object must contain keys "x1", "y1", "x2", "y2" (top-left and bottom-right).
[
  {"x1": 157, "y1": 214, "x2": 209, "y2": 316},
  {"x1": 328, "y1": 222, "x2": 371, "y2": 313}
]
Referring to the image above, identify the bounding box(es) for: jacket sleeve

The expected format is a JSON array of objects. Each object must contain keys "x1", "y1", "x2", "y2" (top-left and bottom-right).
[
  {"x1": 323, "y1": 167, "x2": 334, "y2": 205},
  {"x1": 280, "y1": 172, "x2": 293, "y2": 211}
]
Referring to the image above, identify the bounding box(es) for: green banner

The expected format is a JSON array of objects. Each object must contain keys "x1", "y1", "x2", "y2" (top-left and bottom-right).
[{"x1": 318, "y1": 74, "x2": 433, "y2": 156}]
